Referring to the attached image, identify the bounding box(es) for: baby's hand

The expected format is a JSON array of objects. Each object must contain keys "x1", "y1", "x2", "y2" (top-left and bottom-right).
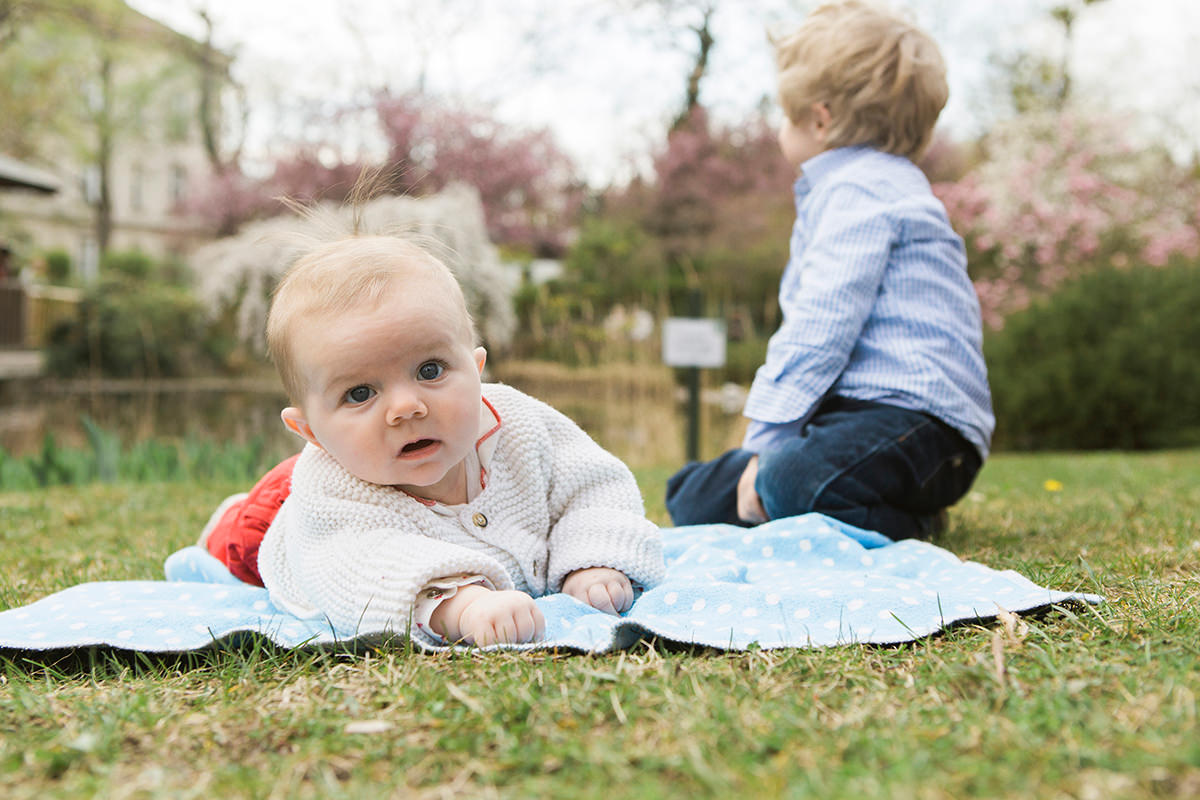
[
  {"x1": 562, "y1": 566, "x2": 634, "y2": 615},
  {"x1": 431, "y1": 585, "x2": 545, "y2": 646}
]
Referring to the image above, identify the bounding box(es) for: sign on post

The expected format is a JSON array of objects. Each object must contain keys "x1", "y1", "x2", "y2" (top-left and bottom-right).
[{"x1": 662, "y1": 317, "x2": 726, "y2": 368}]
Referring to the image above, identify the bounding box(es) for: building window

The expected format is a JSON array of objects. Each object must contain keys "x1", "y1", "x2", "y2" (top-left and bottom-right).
[
  {"x1": 82, "y1": 165, "x2": 101, "y2": 205},
  {"x1": 130, "y1": 163, "x2": 145, "y2": 213},
  {"x1": 168, "y1": 164, "x2": 188, "y2": 209},
  {"x1": 79, "y1": 236, "x2": 99, "y2": 283},
  {"x1": 167, "y1": 93, "x2": 190, "y2": 142}
]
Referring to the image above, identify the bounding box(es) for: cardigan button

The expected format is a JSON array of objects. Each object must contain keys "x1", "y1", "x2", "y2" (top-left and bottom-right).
[{"x1": 472, "y1": 512, "x2": 488, "y2": 528}]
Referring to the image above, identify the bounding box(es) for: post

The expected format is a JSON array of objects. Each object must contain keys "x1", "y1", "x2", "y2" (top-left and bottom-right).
[
  {"x1": 662, "y1": 290, "x2": 725, "y2": 464},
  {"x1": 685, "y1": 289, "x2": 702, "y2": 461}
]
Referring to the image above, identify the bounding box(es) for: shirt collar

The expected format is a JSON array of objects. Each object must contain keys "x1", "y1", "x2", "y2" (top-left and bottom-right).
[{"x1": 794, "y1": 145, "x2": 873, "y2": 198}]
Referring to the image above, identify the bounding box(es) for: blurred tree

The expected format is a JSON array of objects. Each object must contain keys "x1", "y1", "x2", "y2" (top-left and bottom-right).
[
  {"x1": 934, "y1": 110, "x2": 1199, "y2": 328},
  {"x1": 992, "y1": 0, "x2": 1110, "y2": 115},
  {"x1": 375, "y1": 91, "x2": 582, "y2": 256},
  {"x1": 187, "y1": 92, "x2": 582, "y2": 255},
  {"x1": 0, "y1": 0, "x2": 239, "y2": 256}
]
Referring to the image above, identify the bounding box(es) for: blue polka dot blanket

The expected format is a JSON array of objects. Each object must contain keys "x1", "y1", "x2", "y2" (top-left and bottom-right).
[{"x1": 0, "y1": 514, "x2": 1101, "y2": 653}]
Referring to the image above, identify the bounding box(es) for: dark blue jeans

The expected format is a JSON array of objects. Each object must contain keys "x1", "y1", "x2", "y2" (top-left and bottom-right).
[{"x1": 665, "y1": 396, "x2": 982, "y2": 539}]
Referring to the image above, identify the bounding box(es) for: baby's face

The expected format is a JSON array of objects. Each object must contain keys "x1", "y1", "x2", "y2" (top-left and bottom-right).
[{"x1": 285, "y1": 279, "x2": 485, "y2": 504}]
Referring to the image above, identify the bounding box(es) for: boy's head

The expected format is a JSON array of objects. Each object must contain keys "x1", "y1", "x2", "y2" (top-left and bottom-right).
[
  {"x1": 268, "y1": 235, "x2": 488, "y2": 502},
  {"x1": 774, "y1": 0, "x2": 948, "y2": 163}
]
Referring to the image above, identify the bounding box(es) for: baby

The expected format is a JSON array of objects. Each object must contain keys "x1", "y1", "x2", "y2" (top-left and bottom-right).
[{"x1": 218, "y1": 233, "x2": 664, "y2": 647}]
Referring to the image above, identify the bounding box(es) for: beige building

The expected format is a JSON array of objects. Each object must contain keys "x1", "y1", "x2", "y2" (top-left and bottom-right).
[{"x1": 0, "y1": 4, "x2": 230, "y2": 282}]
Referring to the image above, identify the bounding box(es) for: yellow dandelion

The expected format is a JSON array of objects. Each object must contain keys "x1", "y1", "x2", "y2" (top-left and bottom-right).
[{"x1": 1043, "y1": 479, "x2": 1064, "y2": 492}]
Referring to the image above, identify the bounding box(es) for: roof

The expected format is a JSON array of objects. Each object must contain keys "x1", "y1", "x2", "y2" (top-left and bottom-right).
[{"x1": 0, "y1": 154, "x2": 60, "y2": 194}]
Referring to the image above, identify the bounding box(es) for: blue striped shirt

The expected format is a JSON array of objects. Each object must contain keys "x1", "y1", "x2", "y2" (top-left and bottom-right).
[{"x1": 742, "y1": 146, "x2": 994, "y2": 459}]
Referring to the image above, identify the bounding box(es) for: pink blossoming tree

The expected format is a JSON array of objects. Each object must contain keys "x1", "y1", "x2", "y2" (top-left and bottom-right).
[{"x1": 933, "y1": 111, "x2": 1200, "y2": 328}]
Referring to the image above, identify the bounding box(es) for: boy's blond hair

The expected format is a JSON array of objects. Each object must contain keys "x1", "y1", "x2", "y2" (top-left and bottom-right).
[
  {"x1": 266, "y1": 235, "x2": 477, "y2": 403},
  {"x1": 774, "y1": 0, "x2": 948, "y2": 160}
]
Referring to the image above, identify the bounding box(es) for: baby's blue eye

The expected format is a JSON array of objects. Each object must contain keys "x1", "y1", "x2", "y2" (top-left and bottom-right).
[
  {"x1": 345, "y1": 385, "x2": 374, "y2": 404},
  {"x1": 418, "y1": 361, "x2": 445, "y2": 381}
]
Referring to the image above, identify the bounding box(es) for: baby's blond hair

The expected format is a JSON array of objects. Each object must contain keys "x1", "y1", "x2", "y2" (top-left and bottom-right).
[
  {"x1": 774, "y1": 0, "x2": 947, "y2": 160},
  {"x1": 266, "y1": 235, "x2": 476, "y2": 403}
]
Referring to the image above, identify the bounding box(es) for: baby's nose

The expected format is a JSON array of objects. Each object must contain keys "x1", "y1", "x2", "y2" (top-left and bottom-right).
[{"x1": 386, "y1": 388, "x2": 426, "y2": 423}]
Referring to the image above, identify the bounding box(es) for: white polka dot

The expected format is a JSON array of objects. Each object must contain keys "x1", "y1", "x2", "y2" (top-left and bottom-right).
[
  {"x1": 717, "y1": 604, "x2": 732, "y2": 615},
  {"x1": 814, "y1": 589, "x2": 833, "y2": 598},
  {"x1": 744, "y1": 627, "x2": 760, "y2": 636},
  {"x1": 743, "y1": 607, "x2": 759, "y2": 618},
  {"x1": 837, "y1": 541, "x2": 850, "y2": 551},
  {"x1": 923, "y1": 590, "x2": 938, "y2": 597},
  {"x1": 793, "y1": 608, "x2": 811, "y2": 619},
  {"x1": 146, "y1": 611, "x2": 165, "y2": 619},
  {"x1": 847, "y1": 599, "x2": 865, "y2": 611},
  {"x1": 799, "y1": 540, "x2": 813, "y2": 551},
  {"x1": 742, "y1": 533, "x2": 754, "y2": 544},
  {"x1": 770, "y1": 623, "x2": 785, "y2": 630},
  {"x1": 156, "y1": 628, "x2": 173, "y2": 636},
  {"x1": 824, "y1": 620, "x2": 840, "y2": 630},
  {"x1": 761, "y1": 545, "x2": 774, "y2": 558},
  {"x1": 13, "y1": 611, "x2": 29, "y2": 620},
  {"x1": 69, "y1": 622, "x2": 86, "y2": 630},
  {"x1": 691, "y1": 598, "x2": 706, "y2": 612},
  {"x1": 878, "y1": 609, "x2": 894, "y2": 619},
  {"x1": 29, "y1": 631, "x2": 45, "y2": 639},
  {"x1": 662, "y1": 592, "x2": 678, "y2": 606},
  {"x1": 178, "y1": 593, "x2": 191, "y2": 602},
  {"x1": 193, "y1": 625, "x2": 209, "y2": 635},
  {"x1": 252, "y1": 601, "x2": 268, "y2": 611},
  {"x1": 822, "y1": 558, "x2": 835, "y2": 567},
  {"x1": 697, "y1": 553, "x2": 710, "y2": 564},
  {"x1": 902, "y1": 597, "x2": 919, "y2": 605},
  {"x1": 222, "y1": 610, "x2": 239, "y2": 619},
  {"x1": 166, "y1": 637, "x2": 182, "y2": 645},
  {"x1": 955, "y1": 605, "x2": 973, "y2": 614},
  {"x1": 214, "y1": 590, "x2": 230, "y2": 600},
  {"x1": 852, "y1": 580, "x2": 866, "y2": 588},
  {"x1": 857, "y1": 626, "x2": 875, "y2": 637},
  {"x1": 690, "y1": 619, "x2": 708, "y2": 628},
  {"x1": 765, "y1": 593, "x2": 781, "y2": 606},
  {"x1": 117, "y1": 630, "x2": 133, "y2": 640},
  {"x1": 861, "y1": 555, "x2": 875, "y2": 566}
]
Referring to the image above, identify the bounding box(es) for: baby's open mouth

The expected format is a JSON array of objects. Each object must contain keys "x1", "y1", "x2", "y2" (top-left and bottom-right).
[{"x1": 401, "y1": 439, "x2": 437, "y2": 454}]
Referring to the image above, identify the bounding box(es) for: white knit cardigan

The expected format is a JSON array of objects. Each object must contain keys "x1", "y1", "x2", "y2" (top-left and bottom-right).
[{"x1": 257, "y1": 383, "x2": 665, "y2": 639}]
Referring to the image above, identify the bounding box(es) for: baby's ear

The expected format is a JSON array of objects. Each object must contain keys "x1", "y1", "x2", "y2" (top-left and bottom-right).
[
  {"x1": 281, "y1": 407, "x2": 320, "y2": 447},
  {"x1": 473, "y1": 346, "x2": 487, "y2": 375}
]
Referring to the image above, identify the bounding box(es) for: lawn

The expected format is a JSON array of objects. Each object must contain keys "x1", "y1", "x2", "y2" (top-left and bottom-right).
[{"x1": 1, "y1": 450, "x2": 1198, "y2": 799}]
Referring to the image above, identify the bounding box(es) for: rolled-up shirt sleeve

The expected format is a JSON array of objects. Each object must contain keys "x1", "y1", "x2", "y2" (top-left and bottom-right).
[{"x1": 744, "y1": 182, "x2": 896, "y2": 428}]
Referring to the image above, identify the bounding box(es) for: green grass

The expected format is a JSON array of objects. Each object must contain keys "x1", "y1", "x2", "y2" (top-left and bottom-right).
[{"x1": 1, "y1": 450, "x2": 1199, "y2": 798}]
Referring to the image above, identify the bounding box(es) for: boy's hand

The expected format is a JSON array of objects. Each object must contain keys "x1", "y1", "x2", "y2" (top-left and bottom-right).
[
  {"x1": 430, "y1": 585, "x2": 545, "y2": 646},
  {"x1": 562, "y1": 566, "x2": 634, "y2": 615},
  {"x1": 737, "y1": 455, "x2": 768, "y2": 524}
]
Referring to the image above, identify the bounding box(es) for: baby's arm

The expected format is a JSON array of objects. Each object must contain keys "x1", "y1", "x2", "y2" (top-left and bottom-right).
[
  {"x1": 562, "y1": 566, "x2": 634, "y2": 615},
  {"x1": 428, "y1": 585, "x2": 545, "y2": 646}
]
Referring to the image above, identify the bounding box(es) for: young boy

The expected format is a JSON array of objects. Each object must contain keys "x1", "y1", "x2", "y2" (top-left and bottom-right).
[
  {"x1": 204, "y1": 234, "x2": 664, "y2": 647},
  {"x1": 666, "y1": 0, "x2": 993, "y2": 539}
]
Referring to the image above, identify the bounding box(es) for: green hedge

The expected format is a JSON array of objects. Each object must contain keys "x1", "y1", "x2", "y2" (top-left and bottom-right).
[
  {"x1": 985, "y1": 261, "x2": 1200, "y2": 450},
  {"x1": 44, "y1": 251, "x2": 232, "y2": 378}
]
